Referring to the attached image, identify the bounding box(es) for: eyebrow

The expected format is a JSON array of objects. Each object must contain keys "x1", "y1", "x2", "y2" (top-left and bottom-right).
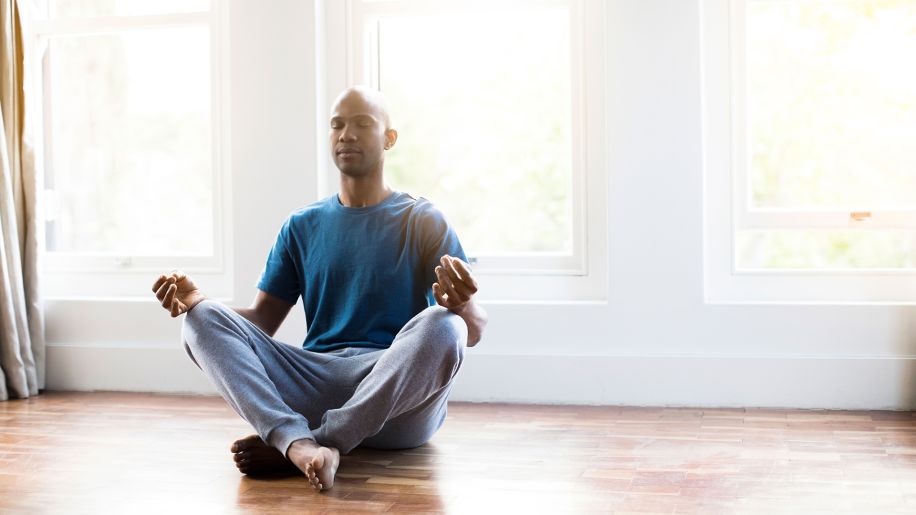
[{"x1": 330, "y1": 113, "x2": 377, "y2": 121}]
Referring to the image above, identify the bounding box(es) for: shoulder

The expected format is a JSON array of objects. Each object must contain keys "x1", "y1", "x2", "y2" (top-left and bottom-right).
[
  {"x1": 399, "y1": 193, "x2": 449, "y2": 224},
  {"x1": 285, "y1": 195, "x2": 335, "y2": 227},
  {"x1": 269, "y1": 196, "x2": 335, "y2": 247},
  {"x1": 398, "y1": 194, "x2": 457, "y2": 241}
]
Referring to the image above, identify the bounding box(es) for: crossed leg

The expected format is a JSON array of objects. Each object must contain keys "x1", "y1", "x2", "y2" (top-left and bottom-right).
[{"x1": 182, "y1": 301, "x2": 466, "y2": 489}]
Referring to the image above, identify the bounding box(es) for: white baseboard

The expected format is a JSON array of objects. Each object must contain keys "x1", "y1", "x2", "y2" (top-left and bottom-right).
[
  {"x1": 47, "y1": 344, "x2": 218, "y2": 395},
  {"x1": 46, "y1": 344, "x2": 916, "y2": 409}
]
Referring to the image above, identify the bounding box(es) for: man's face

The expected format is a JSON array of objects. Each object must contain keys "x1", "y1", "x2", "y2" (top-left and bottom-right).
[{"x1": 329, "y1": 92, "x2": 390, "y2": 177}]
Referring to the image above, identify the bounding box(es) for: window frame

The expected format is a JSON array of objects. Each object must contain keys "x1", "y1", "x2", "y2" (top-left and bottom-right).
[
  {"x1": 319, "y1": 0, "x2": 608, "y2": 300},
  {"x1": 702, "y1": 0, "x2": 916, "y2": 304},
  {"x1": 30, "y1": 2, "x2": 233, "y2": 299}
]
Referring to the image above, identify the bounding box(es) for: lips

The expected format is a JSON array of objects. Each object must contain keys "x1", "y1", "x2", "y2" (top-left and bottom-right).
[{"x1": 336, "y1": 147, "x2": 361, "y2": 156}]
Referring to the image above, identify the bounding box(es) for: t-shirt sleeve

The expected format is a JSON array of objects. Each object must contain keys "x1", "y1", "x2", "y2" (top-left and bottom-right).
[
  {"x1": 256, "y1": 218, "x2": 301, "y2": 305},
  {"x1": 417, "y1": 202, "x2": 468, "y2": 302}
]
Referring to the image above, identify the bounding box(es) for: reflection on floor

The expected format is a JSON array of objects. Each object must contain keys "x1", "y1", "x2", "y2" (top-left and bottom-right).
[{"x1": 1, "y1": 391, "x2": 915, "y2": 513}]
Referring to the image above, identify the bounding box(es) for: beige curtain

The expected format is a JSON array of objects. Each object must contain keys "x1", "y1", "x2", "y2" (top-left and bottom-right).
[{"x1": 0, "y1": 0, "x2": 44, "y2": 401}]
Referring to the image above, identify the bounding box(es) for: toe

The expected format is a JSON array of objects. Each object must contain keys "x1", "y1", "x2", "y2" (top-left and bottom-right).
[
  {"x1": 231, "y1": 434, "x2": 261, "y2": 453},
  {"x1": 233, "y1": 451, "x2": 248, "y2": 463}
]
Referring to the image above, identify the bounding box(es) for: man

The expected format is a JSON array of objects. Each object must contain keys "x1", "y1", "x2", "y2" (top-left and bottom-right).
[{"x1": 151, "y1": 86, "x2": 488, "y2": 491}]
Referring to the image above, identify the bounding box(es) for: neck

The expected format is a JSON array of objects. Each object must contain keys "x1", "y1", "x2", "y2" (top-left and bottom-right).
[{"x1": 338, "y1": 173, "x2": 391, "y2": 208}]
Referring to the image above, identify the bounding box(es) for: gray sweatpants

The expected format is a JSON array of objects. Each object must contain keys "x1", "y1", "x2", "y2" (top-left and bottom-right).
[{"x1": 181, "y1": 300, "x2": 467, "y2": 456}]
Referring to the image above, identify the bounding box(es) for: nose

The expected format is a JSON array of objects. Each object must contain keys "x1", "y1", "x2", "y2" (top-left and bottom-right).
[{"x1": 338, "y1": 125, "x2": 357, "y2": 142}]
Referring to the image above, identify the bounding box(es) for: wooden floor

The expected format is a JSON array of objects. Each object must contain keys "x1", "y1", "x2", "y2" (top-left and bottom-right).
[{"x1": 1, "y1": 393, "x2": 915, "y2": 514}]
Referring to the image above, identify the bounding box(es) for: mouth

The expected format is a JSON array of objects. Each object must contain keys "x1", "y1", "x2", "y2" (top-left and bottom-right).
[{"x1": 336, "y1": 148, "x2": 361, "y2": 157}]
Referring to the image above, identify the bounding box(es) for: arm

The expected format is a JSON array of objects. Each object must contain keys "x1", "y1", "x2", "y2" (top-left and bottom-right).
[
  {"x1": 231, "y1": 290, "x2": 294, "y2": 337},
  {"x1": 451, "y1": 298, "x2": 488, "y2": 347},
  {"x1": 152, "y1": 272, "x2": 294, "y2": 337},
  {"x1": 432, "y1": 255, "x2": 488, "y2": 346}
]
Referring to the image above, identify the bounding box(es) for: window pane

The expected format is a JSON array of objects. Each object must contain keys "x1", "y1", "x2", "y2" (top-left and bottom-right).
[
  {"x1": 737, "y1": 229, "x2": 916, "y2": 269},
  {"x1": 377, "y1": 7, "x2": 573, "y2": 254},
  {"x1": 46, "y1": 27, "x2": 212, "y2": 255},
  {"x1": 48, "y1": 0, "x2": 209, "y2": 18},
  {"x1": 747, "y1": 0, "x2": 916, "y2": 208}
]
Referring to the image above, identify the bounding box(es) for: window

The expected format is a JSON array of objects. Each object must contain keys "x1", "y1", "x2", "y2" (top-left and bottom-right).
[
  {"x1": 702, "y1": 0, "x2": 916, "y2": 303},
  {"x1": 322, "y1": 0, "x2": 607, "y2": 301},
  {"x1": 32, "y1": 0, "x2": 230, "y2": 298}
]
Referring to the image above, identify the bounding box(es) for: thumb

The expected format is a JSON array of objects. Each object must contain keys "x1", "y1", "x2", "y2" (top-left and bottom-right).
[{"x1": 432, "y1": 283, "x2": 448, "y2": 307}]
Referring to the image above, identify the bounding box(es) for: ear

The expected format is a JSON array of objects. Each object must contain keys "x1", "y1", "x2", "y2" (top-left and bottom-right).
[{"x1": 384, "y1": 129, "x2": 398, "y2": 150}]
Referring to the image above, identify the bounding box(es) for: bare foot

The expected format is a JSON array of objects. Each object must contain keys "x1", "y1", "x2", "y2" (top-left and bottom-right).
[
  {"x1": 230, "y1": 434, "x2": 298, "y2": 476},
  {"x1": 286, "y1": 438, "x2": 340, "y2": 491}
]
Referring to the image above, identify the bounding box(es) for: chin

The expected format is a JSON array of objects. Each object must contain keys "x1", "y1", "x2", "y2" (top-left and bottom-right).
[
  {"x1": 337, "y1": 165, "x2": 371, "y2": 178},
  {"x1": 336, "y1": 158, "x2": 384, "y2": 178}
]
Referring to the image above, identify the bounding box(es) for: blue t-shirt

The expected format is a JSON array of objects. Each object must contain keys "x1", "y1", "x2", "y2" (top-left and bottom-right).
[{"x1": 257, "y1": 191, "x2": 467, "y2": 353}]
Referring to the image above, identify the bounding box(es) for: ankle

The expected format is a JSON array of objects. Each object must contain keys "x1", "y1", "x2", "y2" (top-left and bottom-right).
[{"x1": 286, "y1": 438, "x2": 319, "y2": 459}]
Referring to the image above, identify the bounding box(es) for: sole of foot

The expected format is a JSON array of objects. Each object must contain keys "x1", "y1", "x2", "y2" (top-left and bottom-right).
[{"x1": 287, "y1": 439, "x2": 341, "y2": 491}]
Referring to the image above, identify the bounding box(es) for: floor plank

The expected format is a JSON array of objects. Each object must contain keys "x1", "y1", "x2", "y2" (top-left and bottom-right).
[{"x1": 0, "y1": 392, "x2": 914, "y2": 514}]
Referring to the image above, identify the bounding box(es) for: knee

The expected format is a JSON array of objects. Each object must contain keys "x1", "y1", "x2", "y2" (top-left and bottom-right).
[
  {"x1": 409, "y1": 306, "x2": 467, "y2": 366},
  {"x1": 184, "y1": 299, "x2": 227, "y2": 325},
  {"x1": 181, "y1": 300, "x2": 237, "y2": 351}
]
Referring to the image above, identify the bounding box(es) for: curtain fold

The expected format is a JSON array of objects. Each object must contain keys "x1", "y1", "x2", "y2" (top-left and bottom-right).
[{"x1": 1, "y1": 0, "x2": 44, "y2": 401}]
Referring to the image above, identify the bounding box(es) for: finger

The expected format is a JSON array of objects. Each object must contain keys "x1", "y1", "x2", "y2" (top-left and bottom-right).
[
  {"x1": 437, "y1": 264, "x2": 468, "y2": 303},
  {"x1": 170, "y1": 299, "x2": 181, "y2": 317},
  {"x1": 432, "y1": 283, "x2": 448, "y2": 307},
  {"x1": 442, "y1": 258, "x2": 474, "y2": 298},
  {"x1": 449, "y1": 279, "x2": 473, "y2": 301},
  {"x1": 435, "y1": 266, "x2": 458, "y2": 297},
  {"x1": 152, "y1": 274, "x2": 168, "y2": 293},
  {"x1": 450, "y1": 259, "x2": 479, "y2": 293},
  {"x1": 436, "y1": 266, "x2": 466, "y2": 304},
  {"x1": 441, "y1": 256, "x2": 463, "y2": 282},
  {"x1": 154, "y1": 278, "x2": 174, "y2": 302},
  {"x1": 162, "y1": 283, "x2": 177, "y2": 309}
]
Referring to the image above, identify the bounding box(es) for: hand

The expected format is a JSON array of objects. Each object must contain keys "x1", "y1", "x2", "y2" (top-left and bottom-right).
[
  {"x1": 151, "y1": 270, "x2": 206, "y2": 317},
  {"x1": 432, "y1": 255, "x2": 479, "y2": 313}
]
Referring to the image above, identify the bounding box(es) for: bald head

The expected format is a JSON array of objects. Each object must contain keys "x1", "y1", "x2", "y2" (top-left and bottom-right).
[
  {"x1": 331, "y1": 86, "x2": 392, "y2": 130},
  {"x1": 328, "y1": 86, "x2": 398, "y2": 177}
]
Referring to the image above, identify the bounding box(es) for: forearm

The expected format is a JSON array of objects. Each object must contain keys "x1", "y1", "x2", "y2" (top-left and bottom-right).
[
  {"x1": 454, "y1": 299, "x2": 488, "y2": 347},
  {"x1": 231, "y1": 306, "x2": 279, "y2": 337}
]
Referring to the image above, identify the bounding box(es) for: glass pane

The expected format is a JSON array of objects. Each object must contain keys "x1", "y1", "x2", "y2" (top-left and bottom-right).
[
  {"x1": 49, "y1": 0, "x2": 209, "y2": 18},
  {"x1": 747, "y1": 0, "x2": 916, "y2": 208},
  {"x1": 737, "y1": 229, "x2": 916, "y2": 269},
  {"x1": 47, "y1": 27, "x2": 212, "y2": 255},
  {"x1": 378, "y1": 6, "x2": 573, "y2": 254}
]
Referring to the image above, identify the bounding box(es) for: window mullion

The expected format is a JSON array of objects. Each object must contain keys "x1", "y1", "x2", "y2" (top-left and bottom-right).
[{"x1": 741, "y1": 210, "x2": 916, "y2": 230}]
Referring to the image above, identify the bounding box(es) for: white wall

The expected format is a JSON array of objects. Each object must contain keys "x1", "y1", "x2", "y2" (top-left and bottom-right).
[{"x1": 45, "y1": 0, "x2": 916, "y2": 409}]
